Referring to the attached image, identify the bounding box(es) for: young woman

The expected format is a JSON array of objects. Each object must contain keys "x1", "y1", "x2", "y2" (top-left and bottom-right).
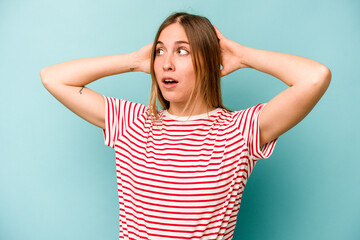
[{"x1": 41, "y1": 12, "x2": 331, "y2": 240}]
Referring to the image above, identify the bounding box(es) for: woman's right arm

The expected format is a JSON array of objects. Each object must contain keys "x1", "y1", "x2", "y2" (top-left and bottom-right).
[{"x1": 40, "y1": 44, "x2": 152, "y2": 129}]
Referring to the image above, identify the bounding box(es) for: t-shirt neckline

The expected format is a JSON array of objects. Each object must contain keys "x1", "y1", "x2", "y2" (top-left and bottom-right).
[{"x1": 163, "y1": 108, "x2": 223, "y2": 121}]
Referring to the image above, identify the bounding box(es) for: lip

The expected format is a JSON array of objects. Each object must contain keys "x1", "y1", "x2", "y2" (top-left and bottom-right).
[{"x1": 161, "y1": 77, "x2": 179, "y2": 89}]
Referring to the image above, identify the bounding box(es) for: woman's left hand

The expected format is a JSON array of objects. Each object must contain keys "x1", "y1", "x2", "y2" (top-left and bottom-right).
[{"x1": 214, "y1": 25, "x2": 248, "y2": 77}]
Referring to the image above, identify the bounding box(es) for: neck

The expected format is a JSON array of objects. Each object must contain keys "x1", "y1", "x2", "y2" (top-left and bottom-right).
[{"x1": 168, "y1": 100, "x2": 216, "y2": 117}]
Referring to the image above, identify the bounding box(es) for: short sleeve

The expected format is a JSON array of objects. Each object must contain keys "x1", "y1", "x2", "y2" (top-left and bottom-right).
[
  {"x1": 233, "y1": 103, "x2": 278, "y2": 161},
  {"x1": 103, "y1": 96, "x2": 146, "y2": 148}
]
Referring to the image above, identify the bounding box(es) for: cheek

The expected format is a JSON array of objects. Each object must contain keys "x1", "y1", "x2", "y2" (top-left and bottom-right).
[{"x1": 183, "y1": 62, "x2": 196, "y2": 83}]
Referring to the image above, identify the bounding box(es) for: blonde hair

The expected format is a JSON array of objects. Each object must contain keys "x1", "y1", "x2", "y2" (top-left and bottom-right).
[{"x1": 149, "y1": 12, "x2": 231, "y2": 121}]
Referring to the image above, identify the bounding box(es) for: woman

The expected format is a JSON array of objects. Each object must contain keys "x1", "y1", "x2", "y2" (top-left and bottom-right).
[{"x1": 41, "y1": 12, "x2": 331, "y2": 240}]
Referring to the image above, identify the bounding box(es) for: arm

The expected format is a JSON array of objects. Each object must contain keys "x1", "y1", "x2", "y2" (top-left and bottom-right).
[
  {"x1": 40, "y1": 44, "x2": 152, "y2": 129},
  {"x1": 214, "y1": 26, "x2": 331, "y2": 146}
]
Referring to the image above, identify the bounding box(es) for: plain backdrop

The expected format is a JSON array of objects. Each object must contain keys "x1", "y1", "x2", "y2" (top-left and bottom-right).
[{"x1": 1, "y1": 0, "x2": 359, "y2": 239}]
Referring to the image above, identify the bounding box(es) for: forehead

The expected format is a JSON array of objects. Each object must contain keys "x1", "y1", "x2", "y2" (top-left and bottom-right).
[{"x1": 158, "y1": 23, "x2": 188, "y2": 44}]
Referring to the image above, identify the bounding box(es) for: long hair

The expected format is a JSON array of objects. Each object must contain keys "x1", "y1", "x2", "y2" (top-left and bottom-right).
[{"x1": 149, "y1": 12, "x2": 231, "y2": 121}]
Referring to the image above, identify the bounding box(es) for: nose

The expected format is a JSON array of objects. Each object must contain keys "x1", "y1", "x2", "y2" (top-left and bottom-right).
[{"x1": 163, "y1": 54, "x2": 175, "y2": 71}]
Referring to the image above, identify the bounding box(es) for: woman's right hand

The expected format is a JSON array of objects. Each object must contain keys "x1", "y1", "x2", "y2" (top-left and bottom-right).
[
  {"x1": 134, "y1": 43, "x2": 153, "y2": 74},
  {"x1": 213, "y1": 26, "x2": 248, "y2": 77}
]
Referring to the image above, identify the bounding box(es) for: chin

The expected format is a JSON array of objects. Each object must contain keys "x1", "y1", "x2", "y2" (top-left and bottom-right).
[{"x1": 162, "y1": 94, "x2": 186, "y2": 104}]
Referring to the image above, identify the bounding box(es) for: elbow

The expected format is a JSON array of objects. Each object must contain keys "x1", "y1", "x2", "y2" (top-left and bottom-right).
[
  {"x1": 313, "y1": 65, "x2": 331, "y2": 91},
  {"x1": 320, "y1": 65, "x2": 332, "y2": 84},
  {"x1": 40, "y1": 67, "x2": 50, "y2": 88},
  {"x1": 40, "y1": 68, "x2": 46, "y2": 83}
]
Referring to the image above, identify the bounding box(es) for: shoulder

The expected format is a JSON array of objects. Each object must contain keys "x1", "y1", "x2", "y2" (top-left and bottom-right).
[
  {"x1": 103, "y1": 96, "x2": 148, "y2": 119},
  {"x1": 221, "y1": 103, "x2": 265, "y2": 120},
  {"x1": 221, "y1": 104, "x2": 266, "y2": 134},
  {"x1": 104, "y1": 96, "x2": 145, "y2": 107}
]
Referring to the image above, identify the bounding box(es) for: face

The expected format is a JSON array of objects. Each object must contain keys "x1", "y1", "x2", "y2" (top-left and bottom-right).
[{"x1": 154, "y1": 23, "x2": 196, "y2": 107}]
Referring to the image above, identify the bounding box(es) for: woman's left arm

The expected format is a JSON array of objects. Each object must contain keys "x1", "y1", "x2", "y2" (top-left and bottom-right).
[{"x1": 214, "y1": 26, "x2": 332, "y2": 146}]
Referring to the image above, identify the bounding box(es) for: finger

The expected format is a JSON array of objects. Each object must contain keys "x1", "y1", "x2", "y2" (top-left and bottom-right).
[{"x1": 213, "y1": 25, "x2": 225, "y2": 40}]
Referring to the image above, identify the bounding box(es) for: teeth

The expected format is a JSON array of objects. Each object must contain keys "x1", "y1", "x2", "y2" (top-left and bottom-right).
[{"x1": 165, "y1": 79, "x2": 176, "y2": 83}]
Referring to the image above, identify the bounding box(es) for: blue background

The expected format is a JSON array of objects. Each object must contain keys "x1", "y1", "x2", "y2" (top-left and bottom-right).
[{"x1": 1, "y1": 0, "x2": 359, "y2": 239}]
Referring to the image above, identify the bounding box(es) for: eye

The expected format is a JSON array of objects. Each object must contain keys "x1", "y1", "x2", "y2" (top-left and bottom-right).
[
  {"x1": 177, "y1": 48, "x2": 189, "y2": 55},
  {"x1": 156, "y1": 48, "x2": 164, "y2": 56}
]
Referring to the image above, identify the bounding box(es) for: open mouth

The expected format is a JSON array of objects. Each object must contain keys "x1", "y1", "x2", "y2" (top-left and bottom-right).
[
  {"x1": 163, "y1": 79, "x2": 178, "y2": 85},
  {"x1": 162, "y1": 78, "x2": 179, "y2": 88}
]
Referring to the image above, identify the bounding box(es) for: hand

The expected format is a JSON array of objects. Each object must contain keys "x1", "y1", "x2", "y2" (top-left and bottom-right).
[
  {"x1": 213, "y1": 26, "x2": 248, "y2": 77},
  {"x1": 134, "y1": 43, "x2": 153, "y2": 74}
]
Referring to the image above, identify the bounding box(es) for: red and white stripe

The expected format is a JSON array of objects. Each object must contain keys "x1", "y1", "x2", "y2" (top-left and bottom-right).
[{"x1": 103, "y1": 96, "x2": 277, "y2": 240}]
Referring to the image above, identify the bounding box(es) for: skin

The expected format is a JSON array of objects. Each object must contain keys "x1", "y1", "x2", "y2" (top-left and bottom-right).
[{"x1": 40, "y1": 23, "x2": 331, "y2": 146}]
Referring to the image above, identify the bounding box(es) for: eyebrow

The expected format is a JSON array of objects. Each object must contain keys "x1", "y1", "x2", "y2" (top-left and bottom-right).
[{"x1": 156, "y1": 40, "x2": 189, "y2": 45}]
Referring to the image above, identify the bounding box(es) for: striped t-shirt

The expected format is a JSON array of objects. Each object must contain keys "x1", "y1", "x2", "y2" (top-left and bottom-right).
[{"x1": 103, "y1": 96, "x2": 277, "y2": 240}]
